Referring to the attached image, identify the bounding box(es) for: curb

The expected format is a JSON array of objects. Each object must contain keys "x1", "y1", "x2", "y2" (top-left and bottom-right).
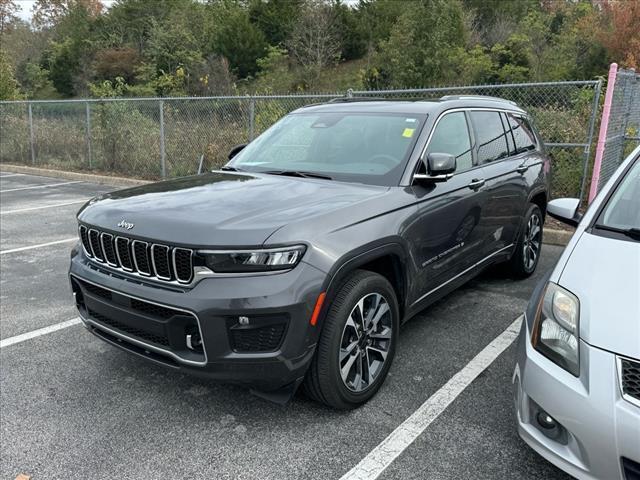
[
  {"x1": 543, "y1": 228, "x2": 574, "y2": 247},
  {"x1": 1, "y1": 164, "x2": 575, "y2": 247},
  {"x1": 0, "y1": 164, "x2": 151, "y2": 188}
]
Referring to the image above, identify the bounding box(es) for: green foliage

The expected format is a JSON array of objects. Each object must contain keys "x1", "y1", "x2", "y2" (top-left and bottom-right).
[
  {"x1": 213, "y1": 4, "x2": 268, "y2": 79},
  {"x1": 0, "y1": 0, "x2": 634, "y2": 99},
  {"x1": 251, "y1": 46, "x2": 297, "y2": 92},
  {"x1": 18, "y1": 62, "x2": 59, "y2": 99},
  {"x1": 372, "y1": 0, "x2": 466, "y2": 88},
  {"x1": 248, "y1": 0, "x2": 302, "y2": 46},
  {"x1": 0, "y1": 49, "x2": 22, "y2": 100}
]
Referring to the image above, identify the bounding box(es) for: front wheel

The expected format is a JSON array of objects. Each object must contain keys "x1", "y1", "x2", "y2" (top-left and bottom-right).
[
  {"x1": 509, "y1": 203, "x2": 543, "y2": 278},
  {"x1": 303, "y1": 270, "x2": 399, "y2": 409}
]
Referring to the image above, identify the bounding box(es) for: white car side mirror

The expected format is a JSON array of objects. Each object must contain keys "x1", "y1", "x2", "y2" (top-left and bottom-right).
[{"x1": 547, "y1": 198, "x2": 581, "y2": 227}]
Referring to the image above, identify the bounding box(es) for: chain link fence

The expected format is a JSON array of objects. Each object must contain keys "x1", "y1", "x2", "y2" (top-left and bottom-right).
[
  {"x1": 593, "y1": 68, "x2": 640, "y2": 194},
  {"x1": 0, "y1": 80, "x2": 601, "y2": 199}
]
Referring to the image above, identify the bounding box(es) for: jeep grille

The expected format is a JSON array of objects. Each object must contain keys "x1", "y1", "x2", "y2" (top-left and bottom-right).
[{"x1": 78, "y1": 224, "x2": 193, "y2": 284}]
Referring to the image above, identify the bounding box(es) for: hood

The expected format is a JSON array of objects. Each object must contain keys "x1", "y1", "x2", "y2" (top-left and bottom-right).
[
  {"x1": 559, "y1": 231, "x2": 640, "y2": 359},
  {"x1": 78, "y1": 172, "x2": 388, "y2": 247}
]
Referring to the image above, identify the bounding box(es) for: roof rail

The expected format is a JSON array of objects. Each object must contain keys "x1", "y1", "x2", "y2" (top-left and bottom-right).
[
  {"x1": 439, "y1": 94, "x2": 518, "y2": 106},
  {"x1": 326, "y1": 96, "x2": 390, "y2": 103}
]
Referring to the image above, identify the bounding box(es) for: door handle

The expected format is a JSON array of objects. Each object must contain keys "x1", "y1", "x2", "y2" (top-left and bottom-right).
[
  {"x1": 516, "y1": 164, "x2": 529, "y2": 174},
  {"x1": 467, "y1": 178, "x2": 485, "y2": 190}
]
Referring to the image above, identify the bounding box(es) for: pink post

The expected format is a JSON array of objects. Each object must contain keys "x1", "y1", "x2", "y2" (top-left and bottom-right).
[{"x1": 588, "y1": 63, "x2": 618, "y2": 204}]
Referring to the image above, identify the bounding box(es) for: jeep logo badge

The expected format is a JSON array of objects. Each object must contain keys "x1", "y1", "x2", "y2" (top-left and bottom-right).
[{"x1": 117, "y1": 220, "x2": 135, "y2": 230}]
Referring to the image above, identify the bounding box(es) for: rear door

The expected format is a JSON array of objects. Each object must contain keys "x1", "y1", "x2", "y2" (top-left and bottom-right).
[
  {"x1": 406, "y1": 111, "x2": 490, "y2": 300},
  {"x1": 468, "y1": 110, "x2": 531, "y2": 255}
]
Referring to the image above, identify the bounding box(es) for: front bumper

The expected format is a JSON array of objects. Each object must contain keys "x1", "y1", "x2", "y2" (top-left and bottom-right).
[
  {"x1": 513, "y1": 315, "x2": 640, "y2": 480},
  {"x1": 69, "y1": 246, "x2": 328, "y2": 392}
]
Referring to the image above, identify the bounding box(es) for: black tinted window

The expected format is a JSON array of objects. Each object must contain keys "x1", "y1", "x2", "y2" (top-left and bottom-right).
[
  {"x1": 426, "y1": 112, "x2": 473, "y2": 172},
  {"x1": 469, "y1": 111, "x2": 509, "y2": 163},
  {"x1": 506, "y1": 113, "x2": 537, "y2": 153},
  {"x1": 501, "y1": 113, "x2": 516, "y2": 154}
]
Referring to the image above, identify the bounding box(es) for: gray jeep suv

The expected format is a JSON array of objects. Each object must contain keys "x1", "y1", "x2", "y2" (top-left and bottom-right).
[{"x1": 69, "y1": 96, "x2": 550, "y2": 409}]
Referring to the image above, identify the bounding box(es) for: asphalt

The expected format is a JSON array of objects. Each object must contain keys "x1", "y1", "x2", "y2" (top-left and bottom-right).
[{"x1": 0, "y1": 172, "x2": 570, "y2": 479}]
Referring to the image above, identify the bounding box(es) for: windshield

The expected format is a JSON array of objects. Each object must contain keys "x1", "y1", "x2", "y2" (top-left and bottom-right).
[
  {"x1": 597, "y1": 156, "x2": 640, "y2": 230},
  {"x1": 229, "y1": 112, "x2": 426, "y2": 186}
]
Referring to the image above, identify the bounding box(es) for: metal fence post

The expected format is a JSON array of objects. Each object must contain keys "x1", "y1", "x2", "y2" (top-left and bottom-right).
[
  {"x1": 578, "y1": 79, "x2": 603, "y2": 205},
  {"x1": 27, "y1": 102, "x2": 35, "y2": 165},
  {"x1": 248, "y1": 96, "x2": 255, "y2": 141},
  {"x1": 159, "y1": 100, "x2": 166, "y2": 179},
  {"x1": 85, "y1": 101, "x2": 92, "y2": 169}
]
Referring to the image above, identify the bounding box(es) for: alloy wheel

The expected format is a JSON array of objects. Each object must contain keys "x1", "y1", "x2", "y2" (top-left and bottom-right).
[
  {"x1": 338, "y1": 293, "x2": 393, "y2": 392},
  {"x1": 523, "y1": 213, "x2": 542, "y2": 270}
]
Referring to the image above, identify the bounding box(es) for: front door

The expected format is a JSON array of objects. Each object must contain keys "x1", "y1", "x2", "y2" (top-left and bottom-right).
[{"x1": 406, "y1": 111, "x2": 490, "y2": 302}]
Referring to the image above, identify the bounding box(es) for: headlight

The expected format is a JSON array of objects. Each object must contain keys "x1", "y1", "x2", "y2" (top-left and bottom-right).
[
  {"x1": 199, "y1": 245, "x2": 306, "y2": 273},
  {"x1": 532, "y1": 282, "x2": 580, "y2": 376}
]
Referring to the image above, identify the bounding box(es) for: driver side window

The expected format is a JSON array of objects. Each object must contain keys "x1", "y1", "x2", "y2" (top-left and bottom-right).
[{"x1": 426, "y1": 112, "x2": 473, "y2": 173}]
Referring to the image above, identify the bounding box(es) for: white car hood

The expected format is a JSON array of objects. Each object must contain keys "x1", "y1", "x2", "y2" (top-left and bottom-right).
[{"x1": 559, "y1": 231, "x2": 640, "y2": 359}]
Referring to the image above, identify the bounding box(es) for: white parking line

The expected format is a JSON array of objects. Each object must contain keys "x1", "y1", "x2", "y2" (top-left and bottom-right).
[
  {"x1": 340, "y1": 317, "x2": 522, "y2": 480},
  {"x1": 0, "y1": 173, "x2": 25, "y2": 178},
  {"x1": 0, "y1": 318, "x2": 82, "y2": 349},
  {"x1": 0, "y1": 180, "x2": 83, "y2": 193},
  {"x1": 0, "y1": 238, "x2": 78, "y2": 255},
  {"x1": 0, "y1": 199, "x2": 89, "y2": 215}
]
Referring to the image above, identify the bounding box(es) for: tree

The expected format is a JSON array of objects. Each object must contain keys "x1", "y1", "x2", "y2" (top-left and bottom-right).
[
  {"x1": 248, "y1": 0, "x2": 302, "y2": 46},
  {"x1": 373, "y1": 0, "x2": 466, "y2": 88},
  {"x1": 18, "y1": 62, "x2": 58, "y2": 98},
  {"x1": 287, "y1": 1, "x2": 341, "y2": 78},
  {"x1": 41, "y1": 1, "x2": 95, "y2": 97},
  {"x1": 32, "y1": 0, "x2": 103, "y2": 28},
  {"x1": 0, "y1": 48, "x2": 22, "y2": 99},
  {"x1": 0, "y1": 0, "x2": 19, "y2": 36},
  {"x1": 600, "y1": 0, "x2": 640, "y2": 69},
  {"x1": 93, "y1": 47, "x2": 141, "y2": 83},
  {"x1": 214, "y1": 6, "x2": 267, "y2": 78}
]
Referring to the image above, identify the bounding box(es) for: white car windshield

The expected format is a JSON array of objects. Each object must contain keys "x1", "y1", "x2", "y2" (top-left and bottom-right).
[
  {"x1": 229, "y1": 112, "x2": 426, "y2": 186},
  {"x1": 599, "y1": 157, "x2": 640, "y2": 230}
]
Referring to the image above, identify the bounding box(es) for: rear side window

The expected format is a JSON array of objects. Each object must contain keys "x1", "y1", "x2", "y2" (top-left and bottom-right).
[
  {"x1": 469, "y1": 111, "x2": 509, "y2": 164},
  {"x1": 426, "y1": 112, "x2": 473, "y2": 172},
  {"x1": 505, "y1": 113, "x2": 537, "y2": 154}
]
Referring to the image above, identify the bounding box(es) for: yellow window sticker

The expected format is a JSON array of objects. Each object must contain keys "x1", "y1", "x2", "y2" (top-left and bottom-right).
[{"x1": 402, "y1": 128, "x2": 415, "y2": 138}]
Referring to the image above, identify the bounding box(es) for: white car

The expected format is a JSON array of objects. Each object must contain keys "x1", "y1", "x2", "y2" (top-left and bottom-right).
[{"x1": 513, "y1": 145, "x2": 640, "y2": 480}]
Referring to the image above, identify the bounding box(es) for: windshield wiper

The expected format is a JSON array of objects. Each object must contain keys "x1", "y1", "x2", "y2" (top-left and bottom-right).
[
  {"x1": 594, "y1": 223, "x2": 640, "y2": 240},
  {"x1": 220, "y1": 165, "x2": 244, "y2": 172},
  {"x1": 263, "y1": 170, "x2": 333, "y2": 180}
]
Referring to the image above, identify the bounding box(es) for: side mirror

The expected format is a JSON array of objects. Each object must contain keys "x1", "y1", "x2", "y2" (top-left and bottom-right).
[
  {"x1": 228, "y1": 144, "x2": 247, "y2": 161},
  {"x1": 413, "y1": 153, "x2": 456, "y2": 183},
  {"x1": 547, "y1": 198, "x2": 581, "y2": 227}
]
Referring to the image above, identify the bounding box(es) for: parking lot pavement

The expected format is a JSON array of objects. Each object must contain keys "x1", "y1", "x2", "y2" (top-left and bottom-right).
[{"x1": 0, "y1": 171, "x2": 568, "y2": 479}]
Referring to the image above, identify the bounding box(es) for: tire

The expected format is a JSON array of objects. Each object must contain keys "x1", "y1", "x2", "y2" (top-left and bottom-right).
[
  {"x1": 509, "y1": 203, "x2": 543, "y2": 278},
  {"x1": 303, "y1": 270, "x2": 399, "y2": 409}
]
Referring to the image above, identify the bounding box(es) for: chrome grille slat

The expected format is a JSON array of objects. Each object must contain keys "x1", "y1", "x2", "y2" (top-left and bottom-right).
[
  {"x1": 173, "y1": 248, "x2": 194, "y2": 284},
  {"x1": 88, "y1": 229, "x2": 105, "y2": 262},
  {"x1": 132, "y1": 240, "x2": 151, "y2": 276},
  {"x1": 79, "y1": 225, "x2": 92, "y2": 257},
  {"x1": 115, "y1": 236, "x2": 134, "y2": 272},
  {"x1": 151, "y1": 244, "x2": 172, "y2": 280},
  {"x1": 100, "y1": 233, "x2": 118, "y2": 267},
  {"x1": 79, "y1": 224, "x2": 193, "y2": 285}
]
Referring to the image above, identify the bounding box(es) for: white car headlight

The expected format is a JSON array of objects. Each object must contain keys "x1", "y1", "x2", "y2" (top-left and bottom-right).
[{"x1": 532, "y1": 282, "x2": 580, "y2": 376}]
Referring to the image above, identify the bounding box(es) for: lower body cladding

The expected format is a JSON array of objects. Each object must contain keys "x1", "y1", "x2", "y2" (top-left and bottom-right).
[
  {"x1": 513, "y1": 315, "x2": 640, "y2": 480},
  {"x1": 69, "y1": 251, "x2": 327, "y2": 403}
]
